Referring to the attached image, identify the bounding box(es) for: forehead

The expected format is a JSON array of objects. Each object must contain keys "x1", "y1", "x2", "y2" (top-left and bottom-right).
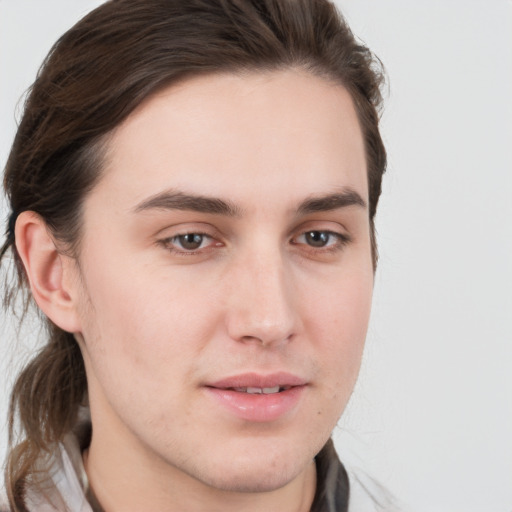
[{"x1": 93, "y1": 69, "x2": 367, "y2": 212}]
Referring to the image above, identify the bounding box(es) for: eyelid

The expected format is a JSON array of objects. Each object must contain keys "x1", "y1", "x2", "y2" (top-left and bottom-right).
[
  {"x1": 154, "y1": 221, "x2": 220, "y2": 238},
  {"x1": 159, "y1": 232, "x2": 222, "y2": 256},
  {"x1": 295, "y1": 230, "x2": 350, "y2": 243},
  {"x1": 155, "y1": 221, "x2": 351, "y2": 258},
  {"x1": 289, "y1": 221, "x2": 352, "y2": 255},
  {"x1": 156, "y1": 223, "x2": 225, "y2": 255},
  {"x1": 291, "y1": 219, "x2": 350, "y2": 238},
  {"x1": 292, "y1": 230, "x2": 350, "y2": 248}
]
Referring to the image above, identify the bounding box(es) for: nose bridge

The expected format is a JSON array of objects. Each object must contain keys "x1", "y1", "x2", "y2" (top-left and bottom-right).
[{"x1": 226, "y1": 245, "x2": 297, "y2": 346}]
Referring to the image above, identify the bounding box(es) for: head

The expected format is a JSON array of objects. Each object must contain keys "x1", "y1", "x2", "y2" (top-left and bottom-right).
[{"x1": 1, "y1": 0, "x2": 386, "y2": 508}]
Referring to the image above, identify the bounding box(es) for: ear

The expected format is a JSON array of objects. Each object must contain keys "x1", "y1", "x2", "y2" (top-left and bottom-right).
[{"x1": 15, "y1": 211, "x2": 82, "y2": 333}]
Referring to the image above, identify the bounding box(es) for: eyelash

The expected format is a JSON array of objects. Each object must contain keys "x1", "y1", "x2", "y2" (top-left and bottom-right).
[
  {"x1": 160, "y1": 232, "x2": 219, "y2": 256},
  {"x1": 160, "y1": 229, "x2": 351, "y2": 256},
  {"x1": 291, "y1": 230, "x2": 351, "y2": 253}
]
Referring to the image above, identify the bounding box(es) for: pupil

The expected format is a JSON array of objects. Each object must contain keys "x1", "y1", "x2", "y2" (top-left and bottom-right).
[
  {"x1": 306, "y1": 231, "x2": 328, "y2": 247},
  {"x1": 179, "y1": 234, "x2": 203, "y2": 250}
]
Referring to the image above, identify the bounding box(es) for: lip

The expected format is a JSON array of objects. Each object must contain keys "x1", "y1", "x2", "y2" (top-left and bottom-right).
[
  {"x1": 208, "y1": 372, "x2": 307, "y2": 390},
  {"x1": 204, "y1": 372, "x2": 308, "y2": 423}
]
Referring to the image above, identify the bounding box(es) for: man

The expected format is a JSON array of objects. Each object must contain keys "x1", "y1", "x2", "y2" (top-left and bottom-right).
[{"x1": 1, "y1": 1, "x2": 389, "y2": 510}]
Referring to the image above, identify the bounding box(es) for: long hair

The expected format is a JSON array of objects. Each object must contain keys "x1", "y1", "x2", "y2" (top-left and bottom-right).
[{"x1": 1, "y1": 0, "x2": 386, "y2": 508}]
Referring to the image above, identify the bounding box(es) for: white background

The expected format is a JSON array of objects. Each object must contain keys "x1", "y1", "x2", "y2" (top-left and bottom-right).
[{"x1": 1, "y1": 1, "x2": 511, "y2": 511}]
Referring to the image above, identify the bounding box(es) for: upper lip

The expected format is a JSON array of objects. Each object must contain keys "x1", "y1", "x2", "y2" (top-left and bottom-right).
[{"x1": 206, "y1": 372, "x2": 307, "y2": 389}]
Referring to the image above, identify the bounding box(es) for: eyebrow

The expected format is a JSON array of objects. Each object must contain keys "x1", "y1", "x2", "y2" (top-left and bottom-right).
[
  {"x1": 133, "y1": 188, "x2": 366, "y2": 217},
  {"x1": 133, "y1": 191, "x2": 242, "y2": 216},
  {"x1": 296, "y1": 189, "x2": 367, "y2": 215}
]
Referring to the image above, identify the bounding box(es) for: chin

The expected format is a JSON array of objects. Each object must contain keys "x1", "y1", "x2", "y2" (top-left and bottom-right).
[
  {"x1": 179, "y1": 439, "x2": 316, "y2": 494},
  {"x1": 196, "y1": 462, "x2": 302, "y2": 493}
]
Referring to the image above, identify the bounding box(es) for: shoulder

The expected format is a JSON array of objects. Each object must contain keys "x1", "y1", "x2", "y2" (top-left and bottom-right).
[
  {"x1": 314, "y1": 439, "x2": 410, "y2": 512},
  {"x1": 347, "y1": 468, "x2": 408, "y2": 512}
]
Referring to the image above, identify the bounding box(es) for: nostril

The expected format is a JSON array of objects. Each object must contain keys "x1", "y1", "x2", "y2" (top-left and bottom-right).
[{"x1": 238, "y1": 332, "x2": 293, "y2": 348}]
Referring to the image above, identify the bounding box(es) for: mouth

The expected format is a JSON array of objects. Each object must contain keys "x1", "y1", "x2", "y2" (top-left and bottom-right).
[
  {"x1": 204, "y1": 373, "x2": 307, "y2": 422},
  {"x1": 207, "y1": 372, "x2": 307, "y2": 391},
  {"x1": 228, "y1": 386, "x2": 292, "y2": 394}
]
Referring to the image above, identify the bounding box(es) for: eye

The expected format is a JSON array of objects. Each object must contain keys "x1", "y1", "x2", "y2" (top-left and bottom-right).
[
  {"x1": 162, "y1": 232, "x2": 216, "y2": 253},
  {"x1": 175, "y1": 233, "x2": 207, "y2": 250},
  {"x1": 303, "y1": 231, "x2": 332, "y2": 247},
  {"x1": 294, "y1": 230, "x2": 347, "y2": 249}
]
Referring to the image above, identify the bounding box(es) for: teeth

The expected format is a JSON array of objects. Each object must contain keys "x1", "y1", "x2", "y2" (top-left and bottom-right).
[{"x1": 233, "y1": 386, "x2": 281, "y2": 394}]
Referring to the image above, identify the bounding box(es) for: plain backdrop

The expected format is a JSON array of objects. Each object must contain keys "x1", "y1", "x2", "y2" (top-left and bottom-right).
[{"x1": 1, "y1": 1, "x2": 511, "y2": 511}]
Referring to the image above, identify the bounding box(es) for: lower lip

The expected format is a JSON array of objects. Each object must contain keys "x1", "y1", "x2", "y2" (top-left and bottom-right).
[{"x1": 204, "y1": 386, "x2": 306, "y2": 422}]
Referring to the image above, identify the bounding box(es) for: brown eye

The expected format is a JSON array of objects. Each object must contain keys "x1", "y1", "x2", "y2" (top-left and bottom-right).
[
  {"x1": 161, "y1": 231, "x2": 221, "y2": 256},
  {"x1": 304, "y1": 231, "x2": 331, "y2": 247},
  {"x1": 292, "y1": 230, "x2": 350, "y2": 252},
  {"x1": 177, "y1": 233, "x2": 204, "y2": 250}
]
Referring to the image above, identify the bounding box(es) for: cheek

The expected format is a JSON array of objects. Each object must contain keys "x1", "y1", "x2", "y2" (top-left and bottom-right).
[
  {"x1": 75, "y1": 255, "x2": 218, "y2": 392},
  {"x1": 305, "y1": 268, "x2": 373, "y2": 389}
]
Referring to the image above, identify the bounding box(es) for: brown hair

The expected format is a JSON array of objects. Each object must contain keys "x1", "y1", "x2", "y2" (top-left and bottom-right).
[{"x1": 1, "y1": 0, "x2": 386, "y2": 508}]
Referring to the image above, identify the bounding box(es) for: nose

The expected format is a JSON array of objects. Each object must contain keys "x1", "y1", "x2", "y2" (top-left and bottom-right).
[{"x1": 225, "y1": 250, "x2": 299, "y2": 348}]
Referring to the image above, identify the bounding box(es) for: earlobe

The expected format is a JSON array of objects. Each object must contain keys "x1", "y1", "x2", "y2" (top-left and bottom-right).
[{"x1": 15, "y1": 211, "x2": 82, "y2": 333}]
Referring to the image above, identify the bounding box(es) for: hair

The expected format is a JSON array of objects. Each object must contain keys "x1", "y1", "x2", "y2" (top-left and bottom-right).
[{"x1": 1, "y1": 0, "x2": 386, "y2": 509}]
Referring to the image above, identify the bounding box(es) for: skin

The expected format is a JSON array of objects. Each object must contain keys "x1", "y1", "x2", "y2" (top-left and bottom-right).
[{"x1": 18, "y1": 69, "x2": 373, "y2": 511}]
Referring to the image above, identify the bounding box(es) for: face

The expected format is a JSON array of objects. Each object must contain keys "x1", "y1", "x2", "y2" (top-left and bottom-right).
[{"x1": 71, "y1": 70, "x2": 373, "y2": 494}]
